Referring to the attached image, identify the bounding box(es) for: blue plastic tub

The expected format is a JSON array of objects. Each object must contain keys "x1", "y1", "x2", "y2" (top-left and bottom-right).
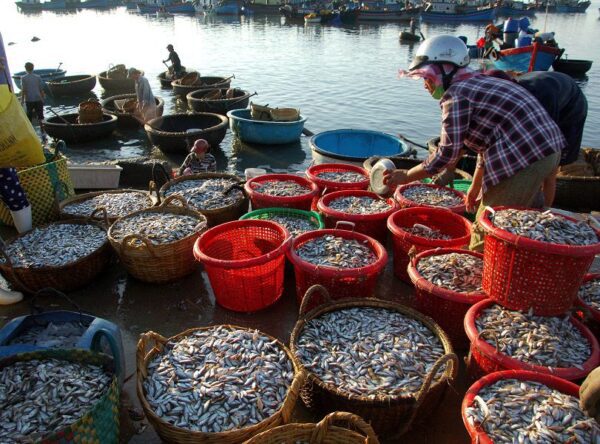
[
  {"x1": 227, "y1": 109, "x2": 307, "y2": 145},
  {"x1": 310, "y1": 129, "x2": 408, "y2": 165}
]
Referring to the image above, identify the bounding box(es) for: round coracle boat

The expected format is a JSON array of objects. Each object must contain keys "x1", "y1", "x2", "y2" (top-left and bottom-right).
[
  {"x1": 47, "y1": 74, "x2": 97, "y2": 96},
  {"x1": 44, "y1": 113, "x2": 118, "y2": 144},
  {"x1": 101, "y1": 94, "x2": 165, "y2": 129},
  {"x1": 171, "y1": 75, "x2": 232, "y2": 96},
  {"x1": 157, "y1": 66, "x2": 187, "y2": 88},
  {"x1": 97, "y1": 69, "x2": 142, "y2": 93},
  {"x1": 186, "y1": 88, "x2": 252, "y2": 115}
]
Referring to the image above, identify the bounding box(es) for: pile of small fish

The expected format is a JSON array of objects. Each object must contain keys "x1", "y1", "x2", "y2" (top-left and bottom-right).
[
  {"x1": 490, "y1": 209, "x2": 598, "y2": 246},
  {"x1": 62, "y1": 192, "x2": 151, "y2": 219},
  {"x1": 143, "y1": 326, "x2": 294, "y2": 433},
  {"x1": 328, "y1": 196, "x2": 391, "y2": 215},
  {"x1": 266, "y1": 215, "x2": 316, "y2": 237},
  {"x1": 476, "y1": 304, "x2": 591, "y2": 368},
  {"x1": 464, "y1": 379, "x2": 600, "y2": 443},
  {"x1": 110, "y1": 213, "x2": 203, "y2": 245},
  {"x1": 579, "y1": 277, "x2": 600, "y2": 311},
  {"x1": 253, "y1": 180, "x2": 310, "y2": 197},
  {"x1": 165, "y1": 178, "x2": 244, "y2": 210},
  {"x1": 404, "y1": 224, "x2": 452, "y2": 240},
  {"x1": 316, "y1": 171, "x2": 366, "y2": 183},
  {"x1": 0, "y1": 358, "x2": 112, "y2": 442},
  {"x1": 399, "y1": 185, "x2": 463, "y2": 208},
  {"x1": 295, "y1": 307, "x2": 445, "y2": 398},
  {"x1": 296, "y1": 235, "x2": 376, "y2": 268},
  {"x1": 9, "y1": 322, "x2": 89, "y2": 348},
  {"x1": 1, "y1": 224, "x2": 106, "y2": 268},
  {"x1": 417, "y1": 252, "x2": 483, "y2": 293}
]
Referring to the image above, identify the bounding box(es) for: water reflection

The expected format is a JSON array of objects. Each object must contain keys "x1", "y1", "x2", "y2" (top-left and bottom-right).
[{"x1": 230, "y1": 138, "x2": 307, "y2": 172}]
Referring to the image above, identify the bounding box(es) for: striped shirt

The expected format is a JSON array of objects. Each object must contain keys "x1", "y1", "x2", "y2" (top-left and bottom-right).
[
  {"x1": 179, "y1": 153, "x2": 217, "y2": 175},
  {"x1": 423, "y1": 75, "x2": 566, "y2": 192}
]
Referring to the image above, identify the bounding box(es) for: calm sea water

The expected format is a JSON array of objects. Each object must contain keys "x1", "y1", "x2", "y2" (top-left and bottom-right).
[{"x1": 2, "y1": 2, "x2": 599, "y2": 174}]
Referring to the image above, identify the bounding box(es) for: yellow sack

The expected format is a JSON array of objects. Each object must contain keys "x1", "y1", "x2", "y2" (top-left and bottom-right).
[{"x1": 0, "y1": 85, "x2": 45, "y2": 168}]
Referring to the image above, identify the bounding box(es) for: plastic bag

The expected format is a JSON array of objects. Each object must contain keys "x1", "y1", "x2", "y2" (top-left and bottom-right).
[{"x1": 0, "y1": 85, "x2": 45, "y2": 168}]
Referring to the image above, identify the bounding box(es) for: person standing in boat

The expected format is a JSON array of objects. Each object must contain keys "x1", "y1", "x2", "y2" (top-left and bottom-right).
[
  {"x1": 163, "y1": 44, "x2": 183, "y2": 79},
  {"x1": 179, "y1": 139, "x2": 217, "y2": 176},
  {"x1": 20, "y1": 62, "x2": 46, "y2": 142},
  {"x1": 387, "y1": 35, "x2": 566, "y2": 252},
  {"x1": 127, "y1": 68, "x2": 157, "y2": 123}
]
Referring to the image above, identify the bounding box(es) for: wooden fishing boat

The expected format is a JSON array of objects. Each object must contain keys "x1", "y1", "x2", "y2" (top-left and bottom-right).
[
  {"x1": 12, "y1": 68, "x2": 66, "y2": 90},
  {"x1": 357, "y1": 7, "x2": 419, "y2": 21},
  {"x1": 47, "y1": 74, "x2": 96, "y2": 96},
  {"x1": 187, "y1": 88, "x2": 252, "y2": 115},
  {"x1": 310, "y1": 129, "x2": 408, "y2": 166},
  {"x1": 171, "y1": 75, "x2": 232, "y2": 96},
  {"x1": 79, "y1": 0, "x2": 111, "y2": 8},
  {"x1": 227, "y1": 109, "x2": 306, "y2": 145},
  {"x1": 15, "y1": 1, "x2": 43, "y2": 11},
  {"x1": 97, "y1": 70, "x2": 141, "y2": 93},
  {"x1": 145, "y1": 113, "x2": 229, "y2": 153},
  {"x1": 497, "y1": 1, "x2": 536, "y2": 16},
  {"x1": 157, "y1": 66, "x2": 187, "y2": 88},
  {"x1": 421, "y1": 2, "x2": 496, "y2": 22},
  {"x1": 399, "y1": 31, "x2": 421, "y2": 42},
  {"x1": 492, "y1": 43, "x2": 562, "y2": 72},
  {"x1": 44, "y1": 113, "x2": 118, "y2": 144},
  {"x1": 101, "y1": 94, "x2": 165, "y2": 129},
  {"x1": 552, "y1": 58, "x2": 593, "y2": 77}
]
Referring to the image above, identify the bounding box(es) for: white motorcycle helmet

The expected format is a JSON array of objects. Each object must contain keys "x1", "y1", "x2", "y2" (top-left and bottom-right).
[{"x1": 409, "y1": 35, "x2": 470, "y2": 71}]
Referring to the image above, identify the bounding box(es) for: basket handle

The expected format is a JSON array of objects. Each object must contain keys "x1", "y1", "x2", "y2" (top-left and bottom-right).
[
  {"x1": 299, "y1": 285, "x2": 332, "y2": 318},
  {"x1": 120, "y1": 234, "x2": 157, "y2": 257},
  {"x1": 148, "y1": 180, "x2": 161, "y2": 204},
  {"x1": 160, "y1": 193, "x2": 191, "y2": 210},
  {"x1": 309, "y1": 411, "x2": 380, "y2": 444},
  {"x1": 91, "y1": 328, "x2": 123, "y2": 381},
  {"x1": 335, "y1": 221, "x2": 355, "y2": 231},
  {"x1": 89, "y1": 207, "x2": 110, "y2": 228},
  {"x1": 136, "y1": 331, "x2": 169, "y2": 380},
  {"x1": 152, "y1": 162, "x2": 171, "y2": 188},
  {"x1": 30, "y1": 287, "x2": 85, "y2": 323},
  {"x1": 223, "y1": 181, "x2": 247, "y2": 196}
]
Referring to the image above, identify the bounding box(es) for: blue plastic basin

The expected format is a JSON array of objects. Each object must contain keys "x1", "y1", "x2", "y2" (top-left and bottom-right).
[{"x1": 227, "y1": 109, "x2": 307, "y2": 145}]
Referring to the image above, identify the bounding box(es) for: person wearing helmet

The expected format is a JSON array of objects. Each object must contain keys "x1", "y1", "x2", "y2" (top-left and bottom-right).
[
  {"x1": 385, "y1": 35, "x2": 565, "y2": 251},
  {"x1": 179, "y1": 139, "x2": 217, "y2": 176},
  {"x1": 163, "y1": 44, "x2": 183, "y2": 79}
]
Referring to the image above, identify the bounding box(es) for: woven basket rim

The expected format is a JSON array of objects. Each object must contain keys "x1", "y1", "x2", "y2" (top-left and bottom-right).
[
  {"x1": 136, "y1": 324, "x2": 302, "y2": 440},
  {"x1": 59, "y1": 189, "x2": 155, "y2": 221},
  {"x1": 145, "y1": 113, "x2": 228, "y2": 138},
  {"x1": 318, "y1": 190, "x2": 399, "y2": 221},
  {"x1": 187, "y1": 88, "x2": 251, "y2": 103},
  {"x1": 387, "y1": 207, "x2": 472, "y2": 245},
  {"x1": 289, "y1": 297, "x2": 457, "y2": 404}
]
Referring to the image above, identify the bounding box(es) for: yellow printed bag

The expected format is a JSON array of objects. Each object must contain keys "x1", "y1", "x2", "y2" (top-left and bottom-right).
[{"x1": 0, "y1": 84, "x2": 45, "y2": 168}]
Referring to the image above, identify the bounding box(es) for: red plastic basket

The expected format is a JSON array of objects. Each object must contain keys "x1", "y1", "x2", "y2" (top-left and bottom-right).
[
  {"x1": 387, "y1": 207, "x2": 472, "y2": 283},
  {"x1": 317, "y1": 190, "x2": 398, "y2": 244},
  {"x1": 306, "y1": 163, "x2": 369, "y2": 194},
  {"x1": 287, "y1": 229, "x2": 387, "y2": 310},
  {"x1": 407, "y1": 248, "x2": 487, "y2": 350},
  {"x1": 394, "y1": 183, "x2": 466, "y2": 214},
  {"x1": 193, "y1": 219, "x2": 291, "y2": 312},
  {"x1": 479, "y1": 206, "x2": 600, "y2": 316},
  {"x1": 464, "y1": 299, "x2": 600, "y2": 381},
  {"x1": 244, "y1": 174, "x2": 319, "y2": 211},
  {"x1": 462, "y1": 370, "x2": 581, "y2": 444}
]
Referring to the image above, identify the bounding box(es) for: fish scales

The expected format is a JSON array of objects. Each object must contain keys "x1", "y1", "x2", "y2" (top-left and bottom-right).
[
  {"x1": 296, "y1": 235, "x2": 376, "y2": 268},
  {"x1": 316, "y1": 171, "x2": 366, "y2": 183},
  {"x1": 254, "y1": 180, "x2": 310, "y2": 197},
  {"x1": 62, "y1": 192, "x2": 151, "y2": 218},
  {"x1": 328, "y1": 196, "x2": 391, "y2": 215},
  {"x1": 111, "y1": 212, "x2": 203, "y2": 245},
  {"x1": 266, "y1": 215, "x2": 316, "y2": 237},
  {"x1": 579, "y1": 277, "x2": 600, "y2": 311},
  {"x1": 400, "y1": 185, "x2": 462, "y2": 207},
  {"x1": 165, "y1": 178, "x2": 244, "y2": 210},
  {"x1": 417, "y1": 252, "x2": 483, "y2": 293}
]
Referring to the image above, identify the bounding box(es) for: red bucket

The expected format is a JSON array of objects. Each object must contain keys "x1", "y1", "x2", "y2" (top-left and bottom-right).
[
  {"x1": 244, "y1": 174, "x2": 319, "y2": 211},
  {"x1": 317, "y1": 190, "x2": 398, "y2": 244},
  {"x1": 462, "y1": 370, "x2": 581, "y2": 444},
  {"x1": 287, "y1": 228, "x2": 387, "y2": 310},
  {"x1": 306, "y1": 163, "x2": 369, "y2": 194},
  {"x1": 394, "y1": 183, "x2": 466, "y2": 214},
  {"x1": 464, "y1": 299, "x2": 600, "y2": 381},
  {"x1": 408, "y1": 248, "x2": 487, "y2": 350},
  {"x1": 479, "y1": 207, "x2": 600, "y2": 316},
  {"x1": 387, "y1": 207, "x2": 472, "y2": 282},
  {"x1": 193, "y1": 220, "x2": 291, "y2": 312}
]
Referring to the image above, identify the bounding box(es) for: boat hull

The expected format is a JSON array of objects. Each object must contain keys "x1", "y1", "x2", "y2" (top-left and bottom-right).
[
  {"x1": 97, "y1": 70, "x2": 139, "y2": 93},
  {"x1": 187, "y1": 88, "x2": 251, "y2": 115},
  {"x1": 497, "y1": 5, "x2": 535, "y2": 15},
  {"x1": 171, "y1": 76, "x2": 231, "y2": 96},
  {"x1": 157, "y1": 66, "x2": 187, "y2": 88},
  {"x1": 552, "y1": 59, "x2": 593, "y2": 76},
  {"x1": 79, "y1": 0, "x2": 110, "y2": 8},
  {"x1": 101, "y1": 94, "x2": 165, "y2": 129},
  {"x1": 494, "y1": 43, "x2": 561, "y2": 72},
  {"x1": 421, "y1": 7, "x2": 495, "y2": 22},
  {"x1": 227, "y1": 109, "x2": 306, "y2": 145},
  {"x1": 12, "y1": 69, "x2": 67, "y2": 90},
  {"x1": 47, "y1": 74, "x2": 96, "y2": 96},
  {"x1": 15, "y1": 2, "x2": 44, "y2": 11},
  {"x1": 357, "y1": 8, "x2": 418, "y2": 21},
  {"x1": 44, "y1": 113, "x2": 118, "y2": 144}
]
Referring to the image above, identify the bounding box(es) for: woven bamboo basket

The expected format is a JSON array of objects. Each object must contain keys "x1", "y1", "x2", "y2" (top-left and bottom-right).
[
  {"x1": 136, "y1": 326, "x2": 305, "y2": 444},
  {"x1": 108, "y1": 195, "x2": 208, "y2": 283},
  {"x1": 59, "y1": 189, "x2": 157, "y2": 224},
  {"x1": 159, "y1": 172, "x2": 248, "y2": 227},
  {"x1": 0, "y1": 213, "x2": 112, "y2": 293},
  {"x1": 78, "y1": 99, "x2": 103, "y2": 124},
  {"x1": 243, "y1": 411, "x2": 380, "y2": 444},
  {"x1": 290, "y1": 285, "x2": 458, "y2": 439}
]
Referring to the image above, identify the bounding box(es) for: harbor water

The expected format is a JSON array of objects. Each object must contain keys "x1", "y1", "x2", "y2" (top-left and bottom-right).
[{"x1": 1, "y1": 2, "x2": 599, "y2": 173}]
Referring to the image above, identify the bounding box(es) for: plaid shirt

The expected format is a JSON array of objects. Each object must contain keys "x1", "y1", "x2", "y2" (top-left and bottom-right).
[{"x1": 423, "y1": 75, "x2": 566, "y2": 192}]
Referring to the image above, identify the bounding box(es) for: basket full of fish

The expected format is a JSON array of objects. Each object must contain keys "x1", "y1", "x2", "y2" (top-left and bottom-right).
[
  {"x1": 317, "y1": 190, "x2": 398, "y2": 244},
  {"x1": 479, "y1": 207, "x2": 600, "y2": 315},
  {"x1": 577, "y1": 273, "x2": 600, "y2": 328},
  {"x1": 286, "y1": 227, "x2": 387, "y2": 309},
  {"x1": 0, "y1": 349, "x2": 120, "y2": 443},
  {"x1": 240, "y1": 207, "x2": 324, "y2": 238},
  {"x1": 244, "y1": 174, "x2": 319, "y2": 211},
  {"x1": 159, "y1": 173, "x2": 248, "y2": 227},
  {"x1": 464, "y1": 299, "x2": 600, "y2": 381},
  {"x1": 306, "y1": 163, "x2": 370, "y2": 194},
  {"x1": 387, "y1": 207, "x2": 472, "y2": 282},
  {"x1": 290, "y1": 285, "x2": 458, "y2": 438},
  {"x1": 59, "y1": 189, "x2": 156, "y2": 224},
  {"x1": 462, "y1": 370, "x2": 600, "y2": 443},
  {"x1": 136, "y1": 325, "x2": 304, "y2": 444},
  {"x1": 407, "y1": 249, "x2": 487, "y2": 350},
  {"x1": 394, "y1": 183, "x2": 466, "y2": 214},
  {"x1": 0, "y1": 217, "x2": 112, "y2": 293},
  {"x1": 107, "y1": 195, "x2": 208, "y2": 283}
]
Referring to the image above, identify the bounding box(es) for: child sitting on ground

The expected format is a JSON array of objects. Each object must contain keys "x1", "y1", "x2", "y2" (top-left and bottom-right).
[{"x1": 179, "y1": 139, "x2": 217, "y2": 176}]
